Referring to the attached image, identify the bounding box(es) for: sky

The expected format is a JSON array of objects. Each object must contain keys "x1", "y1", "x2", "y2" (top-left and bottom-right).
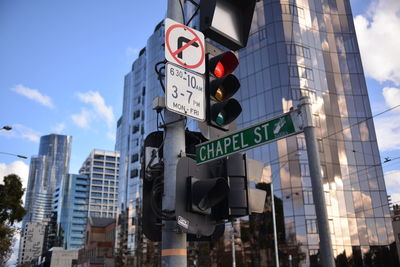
[{"x1": 1, "y1": 0, "x2": 400, "y2": 264}]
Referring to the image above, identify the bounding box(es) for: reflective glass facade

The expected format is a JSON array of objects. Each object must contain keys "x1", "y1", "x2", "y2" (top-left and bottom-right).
[
  {"x1": 59, "y1": 174, "x2": 89, "y2": 250},
  {"x1": 116, "y1": 46, "x2": 147, "y2": 255},
  {"x1": 19, "y1": 134, "x2": 72, "y2": 264},
  {"x1": 24, "y1": 134, "x2": 72, "y2": 223},
  {"x1": 231, "y1": 0, "x2": 394, "y2": 265}
]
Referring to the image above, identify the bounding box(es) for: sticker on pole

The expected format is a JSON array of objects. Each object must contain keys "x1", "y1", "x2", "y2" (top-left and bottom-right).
[{"x1": 165, "y1": 18, "x2": 205, "y2": 74}]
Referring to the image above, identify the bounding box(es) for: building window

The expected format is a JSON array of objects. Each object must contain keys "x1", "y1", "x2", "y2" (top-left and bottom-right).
[
  {"x1": 286, "y1": 44, "x2": 311, "y2": 58},
  {"x1": 325, "y1": 191, "x2": 331, "y2": 205},
  {"x1": 317, "y1": 139, "x2": 324, "y2": 152},
  {"x1": 131, "y1": 153, "x2": 139, "y2": 163},
  {"x1": 300, "y1": 163, "x2": 310, "y2": 176},
  {"x1": 309, "y1": 249, "x2": 320, "y2": 265},
  {"x1": 91, "y1": 186, "x2": 102, "y2": 191},
  {"x1": 313, "y1": 114, "x2": 321, "y2": 127},
  {"x1": 306, "y1": 219, "x2": 318, "y2": 234},
  {"x1": 290, "y1": 66, "x2": 314, "y2": 80},
  {"x1": 329, "y1": 219, "x2": 334, "y2": 234},
  {"x1": 258, "y1": 28, "x2": 267, "y2": 41},
  {"x1": 132, "y1": 125, "x2": 139, "y2": 134},
  {"x1": 321, "y1": 165, "x2": 327, "y2": 179},
  {"x1": 133, "y1": 110, "x2": 140, "y2": 120},
  {"x1": 130, "y1": 169, "x2": 139, "y2": 178},
  {"x1": 304, "y1": 191, "x2": 313, "y2": 204},
  {"x1": 106, "y1": 156, "x2": 116, "y2": 161},
  {"x1": 297, "y1": 136, "x2": 306, "y2": 150},
  {"x1": 281, "y1": 4, "x2": 304, "y2": 18}
]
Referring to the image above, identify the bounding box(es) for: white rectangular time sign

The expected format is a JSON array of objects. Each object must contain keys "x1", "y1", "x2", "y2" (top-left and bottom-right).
[{"x1": 165, "y1": 63, "x2": 205, "y2": 121}]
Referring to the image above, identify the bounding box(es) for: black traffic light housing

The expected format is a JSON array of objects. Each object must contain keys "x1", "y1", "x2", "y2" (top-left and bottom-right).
[
  {"x1": 175, "y1": 153, "x2": 249, "y2": 237},
  {"x1": 200, "y1": 0, "x2": 257, "y2": 51},
  {"x1": 205, "y1": 42, "x2": 242, "y2": 132},
  {"x1": 142, "y1": 131, "x2": 224, "y2": 241}
]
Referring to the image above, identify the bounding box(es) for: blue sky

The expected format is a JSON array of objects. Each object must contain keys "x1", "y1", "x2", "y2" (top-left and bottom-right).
[
  {"x1": 1, "y1": 0, "x2": 400, "y2": 264},
  {"x1": 0, "y1": 0, "x2": 167, "y2": 173}
]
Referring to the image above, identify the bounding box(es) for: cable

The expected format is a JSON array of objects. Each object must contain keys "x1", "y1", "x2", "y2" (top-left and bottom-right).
[
  {"x1": 186, "y1": 5, "x2": 199, "y2": 26},
  {"x1": 154, "y1": 60, "x2": 166, "y2": 92},
  {"x1": 320, "y1": 104, "x2": 400, "y2": 141},
  {"x1": 178, "y1": 0, "x2": 185, "y2": 25}
]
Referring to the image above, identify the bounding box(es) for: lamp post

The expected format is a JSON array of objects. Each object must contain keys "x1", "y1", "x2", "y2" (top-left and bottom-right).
[{"x1": 0, "y1": 152, "x2": 28, "y2": 159}]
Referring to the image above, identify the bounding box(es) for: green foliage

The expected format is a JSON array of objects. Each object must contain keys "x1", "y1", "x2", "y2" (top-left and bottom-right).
[
  {"x1": 0, "y1": 223, "x2": 16, "y2": 266},
  {"x1": 0, "y1": 174, "x2": 26, "y2": 225},
  {"x1": 0, "y1": 174, "x2": 26, "y2": 265}
]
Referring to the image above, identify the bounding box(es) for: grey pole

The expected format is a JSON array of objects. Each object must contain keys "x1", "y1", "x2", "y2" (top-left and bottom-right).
[
  {"x1": 299, "y1": 96, "x2": 335, "y2": 267},
  {"x1": 270, "y1": 182, "x2": 280, "y2": 267},
  {"x1": 162, "y1": 1, "x2": 187, "y2": 267},
  {"x1": 231, "y1": 220, "x2": 236, "y2": 267}
]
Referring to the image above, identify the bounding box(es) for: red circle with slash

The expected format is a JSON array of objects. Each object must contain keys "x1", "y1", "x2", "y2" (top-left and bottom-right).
[{"x1": 165, "y1": 24, "x2": 205, "y2": 69}]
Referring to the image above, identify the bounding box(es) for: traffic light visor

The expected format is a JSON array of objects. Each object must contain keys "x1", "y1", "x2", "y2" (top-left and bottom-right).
[
  {"x1": 211, "y1": 99, "x2": 242, "y2": 126},
  {"x1": 210, "y1": 52, "x2": 238, "y2": 78},
  {"x1": 191, "y1": 176, "x2": 230, "y2": 213},
  {"x1": 210, "y1": 74, "x2": 240, "y2": 101}
]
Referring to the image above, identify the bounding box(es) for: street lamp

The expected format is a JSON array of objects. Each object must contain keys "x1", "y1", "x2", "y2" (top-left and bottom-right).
[
  {"x1": 0, "y1": 152, "x2": 28, "y2": 159},
  {"x1": 1, "y1": 126, "x2": 12, "y2": 131}
]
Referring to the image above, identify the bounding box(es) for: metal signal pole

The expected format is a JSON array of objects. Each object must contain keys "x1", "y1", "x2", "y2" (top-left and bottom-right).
[
  {"x1": 162, "y1": 1, "x2": 187, "y2": 266},
  {"x1": 299, "y1": 96, "x2": 335, "y2": 267}
]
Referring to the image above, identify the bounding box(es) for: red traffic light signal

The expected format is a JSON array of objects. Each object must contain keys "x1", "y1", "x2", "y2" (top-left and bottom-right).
[{"x1": 206, "y1": 49, "x2": 242, "y2": 130}]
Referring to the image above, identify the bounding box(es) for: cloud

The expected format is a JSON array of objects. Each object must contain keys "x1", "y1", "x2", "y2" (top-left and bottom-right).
[
  {"x1": 0, "y1": 124, "x2": 40, "y2": 143},
  {"x1": 382, "y1": 87, "x2": 400, "y2": 109},
  {"x1": 11, "y1": 84, "x2": 54, "y2": 109},
  {"x1": 71, "y1": 108, "x2": 91, "y2": 129},
  {"x1": 0, "y1": 161, "x2": 29, "y2": 187},
  {"x1": 0, "y1": 162, "x2": 29, "y2": 267},
  {"x1": 72, "y1": 91, "x2": 115, "y2": 134},
  {"x1": 51, "y1": 123, "x2": 66, "y2": 133},
  {"x1": 373, "y1": 87, "x2": 400, "y2": 151},
  {"x1": 354, "y1": 0, "x2": 400, "y2": 85},
  {"x1": 384, "y1": 170, "x2": 400, "y2": 204},
  {"x1": 375, "y1": 115, "x2": 400, "y2": 151}
]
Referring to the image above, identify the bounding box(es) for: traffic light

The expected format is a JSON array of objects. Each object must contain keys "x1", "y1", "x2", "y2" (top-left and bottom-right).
[
  {"x1": 205, "y1": 42, "x2": 242, "y2": 132},
  {"x1": 175, "y1": 153, "x2": 250, "y2": 237},
  {"x1": 142, "y1": 131, "x2": 224, "y2": 241},
  {"x1": 200, "y1": 0, "x2": 257, "y2": 51}
]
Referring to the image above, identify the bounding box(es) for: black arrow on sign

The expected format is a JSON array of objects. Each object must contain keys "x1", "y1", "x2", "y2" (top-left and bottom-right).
[{"x1": 177, "y1": 36, "x2": 199, "y2": 60}]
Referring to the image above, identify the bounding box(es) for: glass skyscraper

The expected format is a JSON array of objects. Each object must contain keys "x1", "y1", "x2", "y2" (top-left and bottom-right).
[
  {"x1": 115, "y1": 0, "x2": 396, "y2": 265},
  {"x1": 58, "y1": 174, "x2": 89, "y2": 250},
  {"x1": 19, "y1": 134, "x2": 72, "y2": 264}
]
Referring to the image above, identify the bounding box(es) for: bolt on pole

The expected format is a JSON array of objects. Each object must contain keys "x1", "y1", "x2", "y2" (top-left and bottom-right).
[
  {"x1": 162, "y1": 1, "x2": 187, "y2": 266},
  {"x1": 299, "y1": 96, "x2": 335, "y2": 267}
]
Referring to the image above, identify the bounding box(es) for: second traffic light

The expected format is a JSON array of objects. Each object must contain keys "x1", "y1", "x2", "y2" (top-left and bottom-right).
[{"x1": 206, "y1": 42, "x2": 242, "y2": 131}]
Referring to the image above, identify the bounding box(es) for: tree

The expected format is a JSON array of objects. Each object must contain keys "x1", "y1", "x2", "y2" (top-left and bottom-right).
[{"x1": 0, "y1": 174, "x2": 26, "y2": 265}]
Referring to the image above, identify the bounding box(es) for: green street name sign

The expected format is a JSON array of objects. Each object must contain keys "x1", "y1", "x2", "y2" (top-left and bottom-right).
[{"x1": 196, "y1": 112, "x2": 302, "y2": 164}]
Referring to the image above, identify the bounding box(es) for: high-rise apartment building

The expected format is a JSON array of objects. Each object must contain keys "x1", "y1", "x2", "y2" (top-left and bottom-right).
[
  {"x1": 23, "y1": 134, "x2": 72, "y2": 223},
  {"x1": 58, "y1": 174, "x2": 90, "y2": 250},
  {"x1": 115, "y1": 0, "x2": 397, "y2": 265},
  {"x1": 19, "y1": 134, "x2": 72, "y2": 265},
  {"x1": 115, "y1": 46, "x2": 147, "y2": 256},
  {"x1": 79, "y1": 149, "x2": 120, "y2": 218}
]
